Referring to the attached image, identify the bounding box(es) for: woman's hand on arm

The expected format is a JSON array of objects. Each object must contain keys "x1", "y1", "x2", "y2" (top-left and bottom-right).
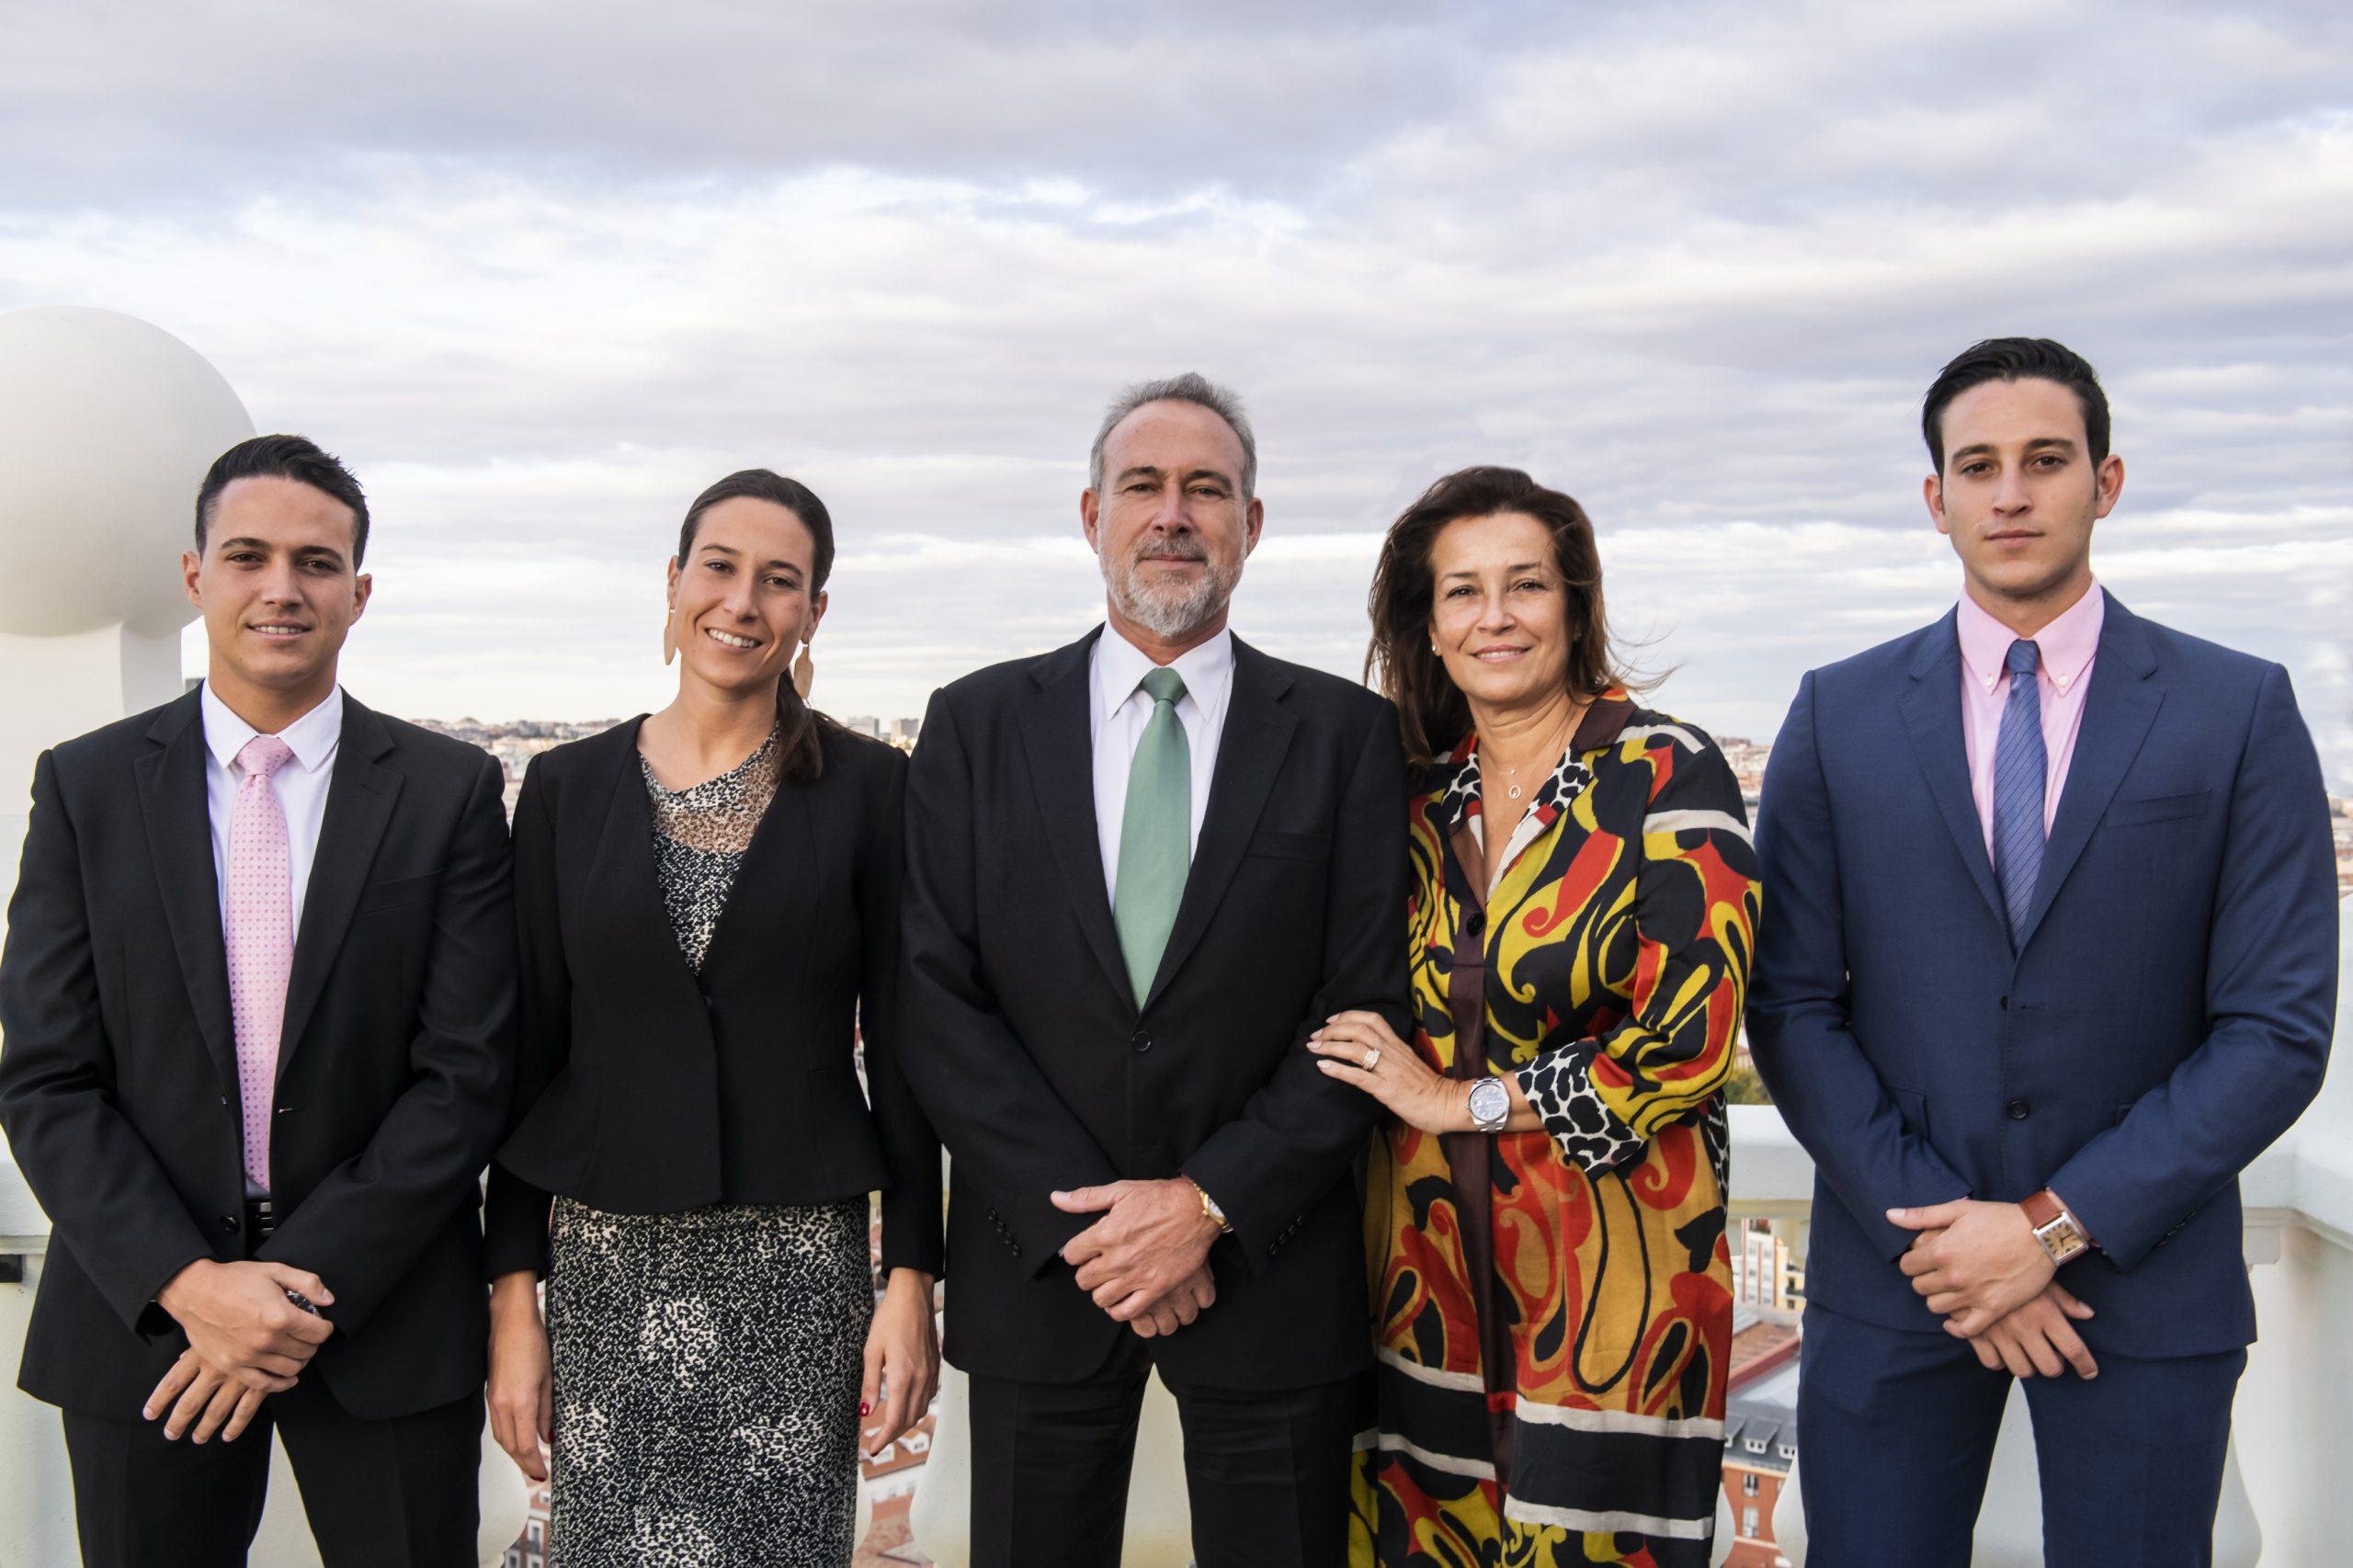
[
  {"x1": 860, "y1": 1267, "x2": 940, "y2": 1462},
  {"x1": 1309, "y1": 1011, "x2": 1543, "y2": 1134},
  {"x1": 486, "y1": 1270, "x2": 552, "y2": 1483}
]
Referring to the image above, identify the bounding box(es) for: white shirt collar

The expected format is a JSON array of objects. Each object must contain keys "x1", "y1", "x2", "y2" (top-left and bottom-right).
[
  {"x1": 1093, "y1": 623, "x2": 1234, "y2": 726},
  {"x1": 200, "y1": 682, "x2": 346, "y2": 777}
]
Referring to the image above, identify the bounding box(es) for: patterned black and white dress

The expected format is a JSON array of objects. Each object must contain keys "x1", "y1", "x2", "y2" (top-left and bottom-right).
[{"x1": 546, "y1": 728, "x2": 874, "y2": 1567}]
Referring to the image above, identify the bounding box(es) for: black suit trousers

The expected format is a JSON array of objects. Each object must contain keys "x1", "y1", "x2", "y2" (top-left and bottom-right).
[
  {"x1": 61, "y1": 1376, "x2": 483, "y2": 1568},
  {"x1": 967, "y1": 1335, "x2": 1358, "y2": 1568}
]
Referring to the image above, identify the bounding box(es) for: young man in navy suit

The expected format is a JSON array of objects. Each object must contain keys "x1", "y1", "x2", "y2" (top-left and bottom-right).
[{"x1": 1748, "y1": 338, "x2": 2336, "y2": 1568}]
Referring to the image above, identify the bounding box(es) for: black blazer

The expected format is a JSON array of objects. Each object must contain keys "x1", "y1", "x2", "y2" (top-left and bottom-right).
[
  {"x1": 900, "y1": 630, "x2": 1411, "y2": 1388},
  {"x1": 0, "y1": 689, "x2": 516, "y2": 1421},
  {"x1": 483, "y1": 718, "x2": 942, "y2": 1279}
]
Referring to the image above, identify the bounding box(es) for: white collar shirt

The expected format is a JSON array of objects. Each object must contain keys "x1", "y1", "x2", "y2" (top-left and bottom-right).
[
  {"x1": 199, "y1": 682, "x2": 346, "y2": 933},
  {"x1": 1089, "y1": 623, "x2": 1234, "y2": 905}
]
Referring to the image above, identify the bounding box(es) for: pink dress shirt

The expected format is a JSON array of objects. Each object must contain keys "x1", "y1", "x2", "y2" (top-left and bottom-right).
[{"x1": 1957, "y1": 581, "x2": 2105, "y2": 858}]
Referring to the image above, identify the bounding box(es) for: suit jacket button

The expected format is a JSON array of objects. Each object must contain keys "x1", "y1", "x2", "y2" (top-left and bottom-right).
[
  {"x1": 1130, "y1": 1029, "x2": 1152, "y2": 1053},
  {"x1": 2006, "y1": 1099, "x2": 2030, "y2": 1120},
  {"x1": 221, "y1": 1214, "x2": 241, "y2": 1233}
]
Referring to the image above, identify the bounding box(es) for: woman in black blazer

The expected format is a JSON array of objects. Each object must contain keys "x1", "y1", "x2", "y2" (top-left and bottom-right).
[{"x1": 483, "y1": 470, "x2": 942, "y2": 1566}]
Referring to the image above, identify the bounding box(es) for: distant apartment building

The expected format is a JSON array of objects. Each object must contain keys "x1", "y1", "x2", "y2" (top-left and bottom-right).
[
  {"x1": 1730, "y1": 1217, "x2": 1804, "y2": 1315},
  {"x1": 1722, "y1": 1314, "x2": 1802, "y2": 1568},
  {"x1": 1716, "y1": 734, "x2": 1771, "y2": 824},
  {"x1": 502, "y1": 1482, "x2": 551, "y2": 1568},
  {"x1": 406, "y1": 716, "x2": 619, "y2": 818}
]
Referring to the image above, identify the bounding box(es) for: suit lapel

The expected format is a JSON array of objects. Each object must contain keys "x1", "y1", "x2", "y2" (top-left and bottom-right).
[
  {"x1": 2015, "y1": 592, "x2": 2162, "y2": 952},
  {"x1": 1144, "y1": 639, "x2": 1297, "y2": 1011},
  {"x1": 699, "y1": 743, "x2": 813, "y2": 982},
  {"x1": 586, "y1": 717, "x2": 704, "y2": 994},
  {"x1": 1017, "y1": 630, "x2": 1135, "y2": 1006},
  {"x1": 277, "y1": 697, "x2": 401, "y2": 1074},
  {"x1": 1898, "y1": 611, "x2": 2007, "y2": 933},
  {"x1": 132, "y1": 693, "x2": 239, "y2": 1094}
]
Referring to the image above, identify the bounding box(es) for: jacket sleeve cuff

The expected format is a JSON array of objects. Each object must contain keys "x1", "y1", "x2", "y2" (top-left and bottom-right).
[
  {"x1": 482, "y1": 1165, "x2": 554, "y2": 1281},
  {"x1": 879, "y1": 1189, "x2": 945, "y2": 1279}
]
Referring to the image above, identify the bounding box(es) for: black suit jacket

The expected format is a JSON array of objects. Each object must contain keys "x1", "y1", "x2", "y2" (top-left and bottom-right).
[
  {"x1": 0, "y1": 688, "x2": 516, "y2": 1421},
  {"x1": 900, "y1": 630, "x2": 1411, "y2": 1388},
  {"x1": 483, "y1": 718, "x2": 943, "y2": 1279}
]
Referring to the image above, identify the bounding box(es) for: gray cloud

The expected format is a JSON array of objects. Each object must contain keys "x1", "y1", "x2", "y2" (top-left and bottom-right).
[
  {"x1": 9, "y1": 0, "x2": 2349, "y2": 784},
  {"x1": 0, "y1": 0, "x2": 1559, "y2": 208}
]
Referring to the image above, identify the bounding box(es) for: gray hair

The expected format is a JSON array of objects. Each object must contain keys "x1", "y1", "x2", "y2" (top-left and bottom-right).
[{"x1": 1086, "y1": 371, "x2": 1257, "y2": 502}]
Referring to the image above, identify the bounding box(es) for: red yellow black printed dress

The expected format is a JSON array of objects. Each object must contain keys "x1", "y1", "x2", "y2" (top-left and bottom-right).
[{"x1": 1350, "y1": 696, "x2": 1759, "y2": 1568}]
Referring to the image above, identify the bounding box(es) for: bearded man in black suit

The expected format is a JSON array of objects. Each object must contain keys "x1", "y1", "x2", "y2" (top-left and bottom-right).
[{"x1": 901, "y1": 373, "x2": 1412, "y2": 1568}]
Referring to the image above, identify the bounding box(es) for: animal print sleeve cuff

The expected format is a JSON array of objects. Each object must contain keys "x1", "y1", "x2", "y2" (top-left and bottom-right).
[{"x1": 1515, "y1": 1048, "x2": 1647, "y2": 1176}]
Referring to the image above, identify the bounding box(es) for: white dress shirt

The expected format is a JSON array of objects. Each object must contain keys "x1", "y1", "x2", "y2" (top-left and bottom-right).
[
  {"x1": 1090, "y1": 624, "x2": 1234, "y2": 905},
  {"x1": 201, "y1": 682, "x2": 345, "y2": 934}
]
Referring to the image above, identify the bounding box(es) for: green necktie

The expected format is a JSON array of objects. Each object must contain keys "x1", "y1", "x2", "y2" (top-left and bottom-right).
[{"x1": 1114, "y1": 665, "x2": 1190, "y2": 1005}]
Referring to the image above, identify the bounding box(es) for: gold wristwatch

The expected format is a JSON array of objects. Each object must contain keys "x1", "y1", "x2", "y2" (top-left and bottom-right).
[
  {"x1": 1189, "y1": 1177, "x2": 1233, "y2": 1235},
  {"x1": 2021, "y1": 1188, "x2": 2090, "y2": 1266}
]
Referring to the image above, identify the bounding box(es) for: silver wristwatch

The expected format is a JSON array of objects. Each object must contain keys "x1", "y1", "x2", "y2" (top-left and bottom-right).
[{"x1": 1466, "y1": 1075, "x2": 1511, "y2": 1133}]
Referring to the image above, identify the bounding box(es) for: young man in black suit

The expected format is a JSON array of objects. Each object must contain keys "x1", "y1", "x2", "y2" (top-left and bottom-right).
[
  {"x1": 901, "y1": 373, "x2": 1413, "y2": 1567},
  {"x1": 0, "y1": 435, "x2": 516, "y2": 1567}
]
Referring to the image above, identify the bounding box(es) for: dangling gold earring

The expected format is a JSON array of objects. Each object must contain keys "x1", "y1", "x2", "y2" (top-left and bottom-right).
[
  {"x1": 662, "y1": 602, "x2": 678, "y2": 666},
  {"x1": 792, "y1": 641, "x2": 815, "y2": 699}
]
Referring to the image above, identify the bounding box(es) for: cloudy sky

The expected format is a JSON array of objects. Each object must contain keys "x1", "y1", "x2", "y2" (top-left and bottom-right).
[{"x1": 4, "y1": 0, "x2": 2347, "y2": 783}]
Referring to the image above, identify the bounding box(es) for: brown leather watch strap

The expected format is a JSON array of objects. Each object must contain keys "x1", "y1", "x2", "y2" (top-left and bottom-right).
[{"x1": 2020, "y1": 1188, "x2": 2066, "y2": 1229}]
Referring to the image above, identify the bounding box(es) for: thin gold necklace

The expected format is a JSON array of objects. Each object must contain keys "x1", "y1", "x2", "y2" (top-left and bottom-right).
[{"x1": 1489, "y1": 704, "x2": 1582, "y2": 802}]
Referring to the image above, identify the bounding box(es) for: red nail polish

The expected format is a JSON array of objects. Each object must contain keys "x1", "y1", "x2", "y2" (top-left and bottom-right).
[{"x1": 859, "y1": 1401, "x2": 870, "y2": 1415}]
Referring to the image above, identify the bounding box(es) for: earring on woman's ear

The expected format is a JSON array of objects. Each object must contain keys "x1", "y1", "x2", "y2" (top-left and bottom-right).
[
  {"x1": 792, "y1": 641, "x2": 815, "y2": 699},
  {"x1": 662, "y1": 604, "x2": 677, "y2": 666}
]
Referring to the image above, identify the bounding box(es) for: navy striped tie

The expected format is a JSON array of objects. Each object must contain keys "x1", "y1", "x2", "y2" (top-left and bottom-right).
[{"x1": 1992, "y1": 638, "x2": 2047, "y2": 946}]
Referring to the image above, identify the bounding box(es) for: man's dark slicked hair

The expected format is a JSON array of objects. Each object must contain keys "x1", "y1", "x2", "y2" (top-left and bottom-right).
[
  {"x1": 194, "y1": 434, "x2": 371, "y2": 565},
  {"x1": 1922, "y1": 337, "x2": 2111, "y2": 475}
]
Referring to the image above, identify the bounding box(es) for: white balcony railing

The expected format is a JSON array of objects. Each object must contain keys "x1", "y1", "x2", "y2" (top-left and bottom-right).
[{"x1": 3, "y1": 909, "x2": 2345, "y2": 1566}]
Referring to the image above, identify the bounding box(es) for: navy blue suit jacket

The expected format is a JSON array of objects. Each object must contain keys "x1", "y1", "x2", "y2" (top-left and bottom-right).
[{"x1": 1747, "y1": 592, "x2": 2336, "y2": 1358}]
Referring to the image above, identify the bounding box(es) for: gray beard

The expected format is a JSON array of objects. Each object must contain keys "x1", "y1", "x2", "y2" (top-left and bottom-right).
[{"x1": 1101, "y1": 550, "x2": 1241, "y2": 641}]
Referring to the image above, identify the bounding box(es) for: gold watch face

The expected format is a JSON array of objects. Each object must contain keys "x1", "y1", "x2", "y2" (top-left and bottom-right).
[{"x1": 2036, "y1": 1216, "x2": 2086, "y2": 1262}]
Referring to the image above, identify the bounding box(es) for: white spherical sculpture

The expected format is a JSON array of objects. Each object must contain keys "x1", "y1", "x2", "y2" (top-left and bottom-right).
[
  {"x1": 0, "y1": 309, "x2": 256, "y2": 1568},
  {"x1": 0, "y1": 305, "x2": 254, "y2": 639}
]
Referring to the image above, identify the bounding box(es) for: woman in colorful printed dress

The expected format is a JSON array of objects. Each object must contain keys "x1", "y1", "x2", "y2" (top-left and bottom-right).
[
  {"x1": 481, "y1": 471, "x2": 942, "y2": 1566},
  {"x1": 1314, "y1": 466, "x2": 1758, "y2": 1568}
]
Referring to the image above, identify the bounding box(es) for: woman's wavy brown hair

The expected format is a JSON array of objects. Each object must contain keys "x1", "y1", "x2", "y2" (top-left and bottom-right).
[{"x1": 1365, "y1": 465, "x2": 1632, "y2": 761}]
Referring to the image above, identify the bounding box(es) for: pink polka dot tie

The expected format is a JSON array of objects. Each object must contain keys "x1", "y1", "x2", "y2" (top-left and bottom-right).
[{"x1": 226, "y1": 734, "x2": 295, "y2": 1192}]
